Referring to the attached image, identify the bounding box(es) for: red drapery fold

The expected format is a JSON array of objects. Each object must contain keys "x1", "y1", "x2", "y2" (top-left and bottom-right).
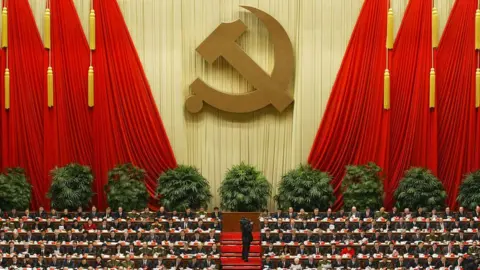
[
  {"x1": 387, "y1": 0, "x2": 438, "y2": 207},
  {"x1": 437, "y1": 0, "x2": 479, "y2": 208},
  {"x1": 0, "y1": 0, "x2": 176, "y2": 210},
  {"x1": 0, "y1": 0, "x2": 45, "y2": 209},
  {"x1": 43, "y1": 0, "x2": 93, "y2": 208},
  {"x1": 92, "y1": 0, "x2": 177, "y2": 209},
  {"x1": 308, "y1": 0, "x2": 389, "y2": 210}
]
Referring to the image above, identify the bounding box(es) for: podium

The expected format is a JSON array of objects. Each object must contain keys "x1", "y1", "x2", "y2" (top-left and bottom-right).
[{"x1": 222, "y1": 212, "x2": 260, "y2": 232}]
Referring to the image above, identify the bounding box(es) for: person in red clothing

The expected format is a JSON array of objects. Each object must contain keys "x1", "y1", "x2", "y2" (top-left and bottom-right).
[
  {"x1": 341, "y1": 244, "x2": 356, "y2": 258},
  {"x1": 83, "y1": 218, "x2": 97, "y2": 231}
]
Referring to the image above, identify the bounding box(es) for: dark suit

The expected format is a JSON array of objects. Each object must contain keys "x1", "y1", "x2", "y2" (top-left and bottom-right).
[
  {"x1": 303, "y1": 260, "x2": 316, "y2": 268},
  {"x1": 114, "y1": 211, "x2": 127, "y2": 219},
  {"x1": 277, "y1": 260, "x2": 290, "y2": 268},
  {"x1": 203, "y1": 260, "x2": 216, "y2": 269},
  {"x1": 188, "y1": 260, "x2": 202, "y2": 269},
  {"x1": 211, "y1": 211, "x2": 223, "y2": 220},
  {"x1": 348, "y1": 259, "x2": 361, "y2": 269},
  {"x1": 62, "y1": 260, "x2": 76, "y2": 268},
  {"x1": 49, "y1": 260, "x2": 62, "y2": 269},
  {"x1": 435, "y1": 260, "x2": 450, "y2": 268},
  {"x1": 241, "y1": 219, "x2": 253, "y2": 261},
  {"x1": 263, "y1": 259, "x2": 274, "y2": 269}
]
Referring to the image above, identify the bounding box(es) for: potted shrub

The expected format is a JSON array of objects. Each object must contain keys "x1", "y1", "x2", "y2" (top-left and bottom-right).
[
  {"x1": 457, "y1": 170, "x2": 480, "y2": 210},
  {"x1": 47, "y1": 163, "x2": 94, "y2": 210},
  {"x1": 219, "y1": 162, "x2": 271, "y2": 212},
  {"x1": 275, "y1": 164, "x2": 335, "y2": 211},
  {"x1": 0, "y1": 168, "x2": 32, "y2": 210},
  {"x1": 157, "y1": 165, "x2": 212, "y2": 211},
  {"x1": 342, "y1": 162, "x2": 383, "y2": 211},
  {"x1": 394, "y1": 167, "x2": 446, "y2": 211},
  {"x1": 105, "y1": 163, "x2": 149, "y2": 211}
]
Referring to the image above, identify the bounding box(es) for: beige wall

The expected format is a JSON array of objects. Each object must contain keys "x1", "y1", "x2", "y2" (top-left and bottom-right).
[{"x1": 27, "y1": 0, "x2": 454, "y2": 209}]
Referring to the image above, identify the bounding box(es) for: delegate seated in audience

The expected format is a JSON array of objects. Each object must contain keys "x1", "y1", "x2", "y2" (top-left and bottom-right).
[
  {"x1": 260, "y1": 205, "x2": 480, "y2": 269},
  {"x1": 0, "y1": 206, "x2": 222, "y2": 267}
]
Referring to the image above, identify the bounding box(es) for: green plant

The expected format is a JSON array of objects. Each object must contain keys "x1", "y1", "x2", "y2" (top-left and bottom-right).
[
  {"x1": 157, "y1": 165, "x2": 212, "y2": 211},
  {"x1": 342, "y1": 162, "x2": 383, "y2": 211},
  {"x1": 105, "y1": 163, "x2": 149, "y2": 211},
  {"x1": 219, "y1": 162, "x2": 271, "y2": 212},
  {"x1": 394, "y1": 167, "x2": 446, "y2": 211},
  {"x1": 47, "y1": 163, "x2": 94, "y2": 210},
  {"x1": 0, "y1": 168, "x2": 31, "y2": 210},
  {"x1": 275, "y1": 164, "x2": 335, "y2": 211},
  {"x1": 457, "y1": 170, "x2": 480, "y2": 210}
]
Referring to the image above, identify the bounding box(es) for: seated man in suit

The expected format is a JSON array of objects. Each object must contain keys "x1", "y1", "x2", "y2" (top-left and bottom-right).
[
  {"x1": 414, "y1": 207, "x2": 426, "y2": 218},
  {"x1": 51, "y1": 242, "x2": 66, "y2": 256},
  {"x1": 179, "y1": 217, "x2": 192, "y2": 230},
  {"x1": 435, "y1": 255, "x2": 450, "y2": 269},
  {"x1": 428, "y1": 242, "x2": 442, "y2": 256},
  {"x1": 49, "y1": 255, "x2": 62, "y2": 268},
  {"x1": 378, "y1": 257, "x2": 392, "y2": 269},
  {"x1": 276, "y1": 255, "x2": 290, "y2": 269},
  {"x1": 262, "y1": 255, "x2": 274, "y2": 269},
  {"x1": 423, "y1": 255, "x2": 436, "y2": 269},
  {"x1": 303, "y1": 255, "x2": 317, "y2": 269},
  {"x1": 304, "y1": 229, "x2": 318, "y2": 243},
  {"x1": 211, "y1": 207, "x2": 222, "y2": 220},
  {"x1": 271, "y1": 209, "x2": 283, "y2": 220},
  {"x1": 188, "y1": 257, "x2": 202, "y2": 269},
  {"x1": 84, "y1": 242, "x2": 97, "y2": 256},
  {"x1": 410, "y1": 229, "x2": 425, "y2": 242},
  {"x1": 408, "y1": 256, "x2": 421, "y2": 269},
  {"x1": 114, "y1": 207, "x2": 127, "y2": 219},
  {"x1": 286, "y1": 207, "x2": 297, "y2": 219},
  {"x1": 205, "y1": 229, "x2": 220, "y2": 242},
  {"x1": 261, "y1": 229, "x2": 275, "y2": 243},
  {"x1": 62, "y1": 254, "x2": 76, "y2": 269},
  {"x1": 296, "y1": 243, "x2": 309, "y2": 256},
  {"x1": 414, "y1": 241, "x2": 427, "y2": 256},
  {"x1": 362, "y1": 207, "x2": 374, "y2": 219},
  {"x1": 184, "y1": 207, "x2": 196, "y2": 219},
  {"x1": 68, "y1": 241, "x2": 84, "y2": 255},
  {"x1": 364, "y1": 256, "x2": 377, "y2": 269},
  {"x1": 394, "y1": 256, "x2": 408, "y2": 269},
  {"x1": 452, "y1": 256, "x2": 465, "y2": 269},
  {"x1": 347, "y1": 256, "x2": 361, "y2": 269},
  {"x1": 96, "y1": 243, "x2": 111, "y2": 257},
  {"x1": 443, "y1": 241, "x2": 457, "y2": 255},
  {"x1": 443, "y1": 207, "x2": 454, "y2": 218},
  {"x1": 457, "y1": 206, "x2": 468, "y2": 219},
  {"x1": 203, "y1": 254, "x2": 217, "y2": 269},
  {"x1": 277, "y1": 230, "x2": 290, "y2": 243}
]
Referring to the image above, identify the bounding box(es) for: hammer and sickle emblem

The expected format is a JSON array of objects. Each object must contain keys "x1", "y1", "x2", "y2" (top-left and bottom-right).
[{"x1": 186, "y1": 6, "x2": 294, "y2": 113}]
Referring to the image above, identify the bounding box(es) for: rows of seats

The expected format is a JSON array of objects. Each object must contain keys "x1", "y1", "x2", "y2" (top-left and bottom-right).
[
  {"x1": 0, "y1": 206, "x2": 223, "y2": 269},
  {"x1": 260, "y1": 206, "x2": 480, "y2": 269}
]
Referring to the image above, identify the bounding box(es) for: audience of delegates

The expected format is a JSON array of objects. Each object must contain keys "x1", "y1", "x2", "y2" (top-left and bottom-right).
[
  {"x1": 261, "y1": 205, "x2": 480, "y2": 269},
  {"x1": 0, "y1": 206, "x2": 222, "y2": 269}
]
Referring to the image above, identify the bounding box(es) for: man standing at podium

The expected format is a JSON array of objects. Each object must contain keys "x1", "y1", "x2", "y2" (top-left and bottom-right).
[{"x1": 240, "y1": 217, "x2": 253, "y2": 262}]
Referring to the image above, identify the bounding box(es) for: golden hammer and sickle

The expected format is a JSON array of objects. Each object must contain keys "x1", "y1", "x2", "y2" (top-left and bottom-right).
[{"x1": 186, "y1": 6, "x2": 295, "y2": 113}]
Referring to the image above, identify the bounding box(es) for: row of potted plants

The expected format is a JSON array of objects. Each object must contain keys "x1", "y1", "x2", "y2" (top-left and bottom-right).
[{"x1": 1, "y1": 162, "x2": 479, "y2": 212}]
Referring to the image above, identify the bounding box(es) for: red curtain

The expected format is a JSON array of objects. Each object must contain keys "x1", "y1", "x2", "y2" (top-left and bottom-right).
[
  {"x1": 437, "y1": 0, "x2": 479, "y2": 208},
  {"x1": 43, "y1": 0, "x2": 94, "y2": 207},
  {"x1": 0, "y1": 0, "x2": 176, "y2": 210},
  {"x1": 310, "y1": 0, "x2": 480, "y2": 210},
  {"x1": 0, "y1": 0, "x2": 45, "y2": 209},
  {"x1": 92, "y1": 0, "x2": 177, "y2": 209},
  {"x1": 387, "y1": 0, "x2": 438, "y2": 208},
  {"x1": 308, "y1": 0, "x2": 389, "y2": 210}
]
